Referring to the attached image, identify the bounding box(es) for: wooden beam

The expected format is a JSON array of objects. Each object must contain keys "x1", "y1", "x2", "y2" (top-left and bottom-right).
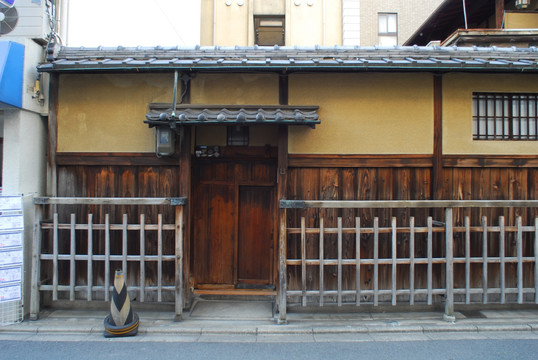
[
  {"x1": 443, "y1": 155, "x2": 538, "y2": 168},
  {"x1": 56, "y1": 152, "x2": 178, "y2": 166},
  {"x1": 33, "y1": 197, "x2": 185, "y2": 206},
  {"x1": 288, "y1": 154, "x2": 433, "y2": 168},
  {"x1": 432, "y1": 74, "x2": 443, "y2": 200}
]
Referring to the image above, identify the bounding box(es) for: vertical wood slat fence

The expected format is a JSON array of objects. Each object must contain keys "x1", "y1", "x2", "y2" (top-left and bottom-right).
[
  {"x1": 30, "y1": 197, "x2": 185, "y2": 320},
  {"x1": 278, "y1": 200, "x2": 538, "y2": 324}
]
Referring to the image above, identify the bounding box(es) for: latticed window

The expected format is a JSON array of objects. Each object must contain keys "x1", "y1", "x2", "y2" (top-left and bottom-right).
[{"x1": 472, "y1": 93, "x2": 538, "y2": 140}]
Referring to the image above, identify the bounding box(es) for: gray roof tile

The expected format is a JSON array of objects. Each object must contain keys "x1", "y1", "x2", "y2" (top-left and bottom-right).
[{"x1": 38, "y1": 44, "x2": 538, "y2": 73}]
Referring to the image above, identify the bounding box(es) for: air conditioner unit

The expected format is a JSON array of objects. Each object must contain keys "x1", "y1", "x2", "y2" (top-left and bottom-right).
[{"x1": 0, "y1": 0, "x2": 50, "y2": 45}]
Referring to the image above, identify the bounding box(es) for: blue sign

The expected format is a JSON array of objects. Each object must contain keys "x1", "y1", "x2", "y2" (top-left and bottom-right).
[
  {"x1": 0, "y1": 1, "x2": 16, "y2": 8},
  {"x1": 0, "y1": 41, "x2": 24, "y2": 109}
]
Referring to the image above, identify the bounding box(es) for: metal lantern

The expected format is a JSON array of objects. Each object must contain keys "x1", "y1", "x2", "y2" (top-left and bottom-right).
[{"x1": 515, "y1": 0, "x2": 530, "y2": 9}]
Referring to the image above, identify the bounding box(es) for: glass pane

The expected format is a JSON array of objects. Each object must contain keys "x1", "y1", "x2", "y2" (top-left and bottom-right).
[
  {"x1": 378, "y1": 15, "x2": 387, "y2": 33},
  {"x1": 387, "y1": 14, "x2": 397, "y2": 33}
]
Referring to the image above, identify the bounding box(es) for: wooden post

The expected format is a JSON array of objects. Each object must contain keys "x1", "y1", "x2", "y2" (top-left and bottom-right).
[
  {"x1": 277, "y1": 75, "x2": 288, "y2": 321},
  {"x1": 47, "y1": 74, "x2": 59, "y2": 198},
  {"x1": 427, "y1": 216, "x2": 433, "y2": 305},
  {"x1": 534, "y1": 217, "x2": 538, "y2": 304},
  {"x1": 465, "y1": 216, "x2": 471, "y2": 304},
  {"x1": 70, "y1": 214, "x2": 76, "y2": 301},
  {"x1": 139, "y1": 214, "x2": 145, "y2": 302},
  {"x1": 409, "y1": 217, "x2": 415, "y2": 305},
  {"x1": 495, "y1": 0, "x2": 505, "y2": 29},
  {"x1": 517, "y1": 216, "x2": 523, "y2": 304},
  {"x1": 30, "y1": 204, "x2": 43, "y2": 320},
  {"x1": 104, "y1": 214, "x2": 110, "y2": 302},
  {"x1": 87, "y1": 214, "x2": 93, "y2": 301},
  {"x1": 278, "y1": 208, "x2": 287, "y2": 324},
  {"x1": 499, "y1": 216, "x2": 505, "y2": 304},
  {"x1": 175, "y1": 205, "x2": 183, "y2": 320},
  {"x1": 482, "y1": 216, "x2": 488, "y2": 304},
  {"x1": 319, "y1": 218, "x2": 324, "y2": 307},
  {"x1": 178, "y1": 125, "x2": 191, "y2": 313},
  {"x1": 432, "y1": 74, "x2": 443, "y2": 200},
  {"x1": 52, "y1": 213, "x2": 59, "y2": 301},
  {"x1": 444, "y1": 207, "x2": 455, "y2": 322},
  {"x1": 355, "y1": 217, "x2": 361, "y2": 306}
]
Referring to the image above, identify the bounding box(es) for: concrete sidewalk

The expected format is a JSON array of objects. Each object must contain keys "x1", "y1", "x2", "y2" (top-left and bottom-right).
[{"x1": 1, "y1": 301, "x2": 538, "y2": 342}]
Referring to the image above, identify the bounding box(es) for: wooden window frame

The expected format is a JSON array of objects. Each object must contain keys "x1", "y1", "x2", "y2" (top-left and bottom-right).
[{"x1": 473, "y1": 92, "x2": 538, "y2": 140}]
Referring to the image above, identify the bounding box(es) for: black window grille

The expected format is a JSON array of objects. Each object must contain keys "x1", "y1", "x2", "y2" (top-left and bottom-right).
[
  {"x1": 227, "y1": 126, "x2": 249, "y2": 146},
  {"x1": 473, "y1": 93, "x2": 538, "y2": 140}
]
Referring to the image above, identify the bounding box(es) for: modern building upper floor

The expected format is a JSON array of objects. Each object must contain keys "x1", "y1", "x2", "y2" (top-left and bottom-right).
[{"x1": 200, "y1": 0, "x2": 443, "y2": 47}]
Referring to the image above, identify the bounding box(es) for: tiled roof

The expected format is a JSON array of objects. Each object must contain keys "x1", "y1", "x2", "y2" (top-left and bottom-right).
[
  {"x1": 145, "y1": 104, "x2": 320, "y2": 128},
  {"x1": 38, "y1": 44, "x2": 538, "y2": 73}
]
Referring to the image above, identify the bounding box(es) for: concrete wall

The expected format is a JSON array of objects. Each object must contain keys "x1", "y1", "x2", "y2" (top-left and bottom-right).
[
  {"x1": 201, "y1": 0, "x2": 443, "y2": 46},
  {"x1": 1, "y1": 108, "x2": 47, "y2": 319},
  {"x1": 201, "y1": 0, "x2": 342, "y2": 46},
  {"x1": 358, "y1": 0, "x2": 443, "y2": 46}
]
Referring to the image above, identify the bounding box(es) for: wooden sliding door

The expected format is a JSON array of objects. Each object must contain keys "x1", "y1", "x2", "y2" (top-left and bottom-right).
[{"x1": 192, "y1": 159, "x2": 276, "y2": 289}]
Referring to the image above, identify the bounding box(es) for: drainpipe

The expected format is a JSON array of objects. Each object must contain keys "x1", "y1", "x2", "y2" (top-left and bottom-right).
[{"x1": 462, "y1": 0, "x2": 468, "y2": 29}]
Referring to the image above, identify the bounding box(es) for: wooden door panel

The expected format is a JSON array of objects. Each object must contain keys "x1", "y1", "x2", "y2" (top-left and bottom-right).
[
  {"x1": 237, "y1": 186, "x2": 274, "y2": 285},
  {"x1": 193, "y1": 183, "x2": 236, "y2": 285}
]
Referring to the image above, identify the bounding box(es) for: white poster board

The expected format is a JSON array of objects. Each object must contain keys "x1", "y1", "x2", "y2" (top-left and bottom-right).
[{"x1": 0, "y1": 196, "x2": 23, "y2": 323}]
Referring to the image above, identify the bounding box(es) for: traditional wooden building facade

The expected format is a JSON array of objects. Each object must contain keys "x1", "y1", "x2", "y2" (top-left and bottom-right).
[{"x1": 31, "y1": 44, "x2": 538, "y2": 321}]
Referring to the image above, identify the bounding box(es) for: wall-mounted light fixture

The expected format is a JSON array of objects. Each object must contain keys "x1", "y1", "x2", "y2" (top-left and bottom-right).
[
  {"x1": 515, "y1": 0, "x2": 530, "y2": 9},
  {"x1": 156, "y1": 126, "x2": 175, "y2": 157}
]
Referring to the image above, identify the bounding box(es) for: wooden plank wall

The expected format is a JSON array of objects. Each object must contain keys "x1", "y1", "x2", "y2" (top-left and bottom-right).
[
  {"x1": 49, "y1": 156, "x2": 538, "y2": 304},
  {"x1": 286, "y1": 165, "x2": 538, "y2": 304},
  {"x1": 45, "y1": 164, "x2": 179, "y2": 300}
]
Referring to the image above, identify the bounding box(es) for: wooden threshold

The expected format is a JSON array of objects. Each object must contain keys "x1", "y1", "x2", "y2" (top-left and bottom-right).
[{"x1": 193, "y1": 288, "x2": 277, "y2": 296}]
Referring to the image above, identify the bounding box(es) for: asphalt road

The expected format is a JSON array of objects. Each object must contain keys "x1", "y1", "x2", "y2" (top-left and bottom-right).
[{"x1": 1, "y1": 338, "x2": 538, "y2": 360}]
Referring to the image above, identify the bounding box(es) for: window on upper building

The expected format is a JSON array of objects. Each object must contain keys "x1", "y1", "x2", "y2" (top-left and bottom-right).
[
  {"x1": 378, "y1": 13, "x2": 397, "y2": 46},
  {"x1": 255, "y1": 16, "x2": 285, "y2": 46},
  {"x1": 473, "y1": 93, "x2": 538, "y2": 140}
]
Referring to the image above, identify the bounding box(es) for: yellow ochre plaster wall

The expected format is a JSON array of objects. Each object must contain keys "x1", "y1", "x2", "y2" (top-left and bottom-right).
[
  {"x1": 443, "y1": 73, "x2": 538, "y2": 155},
  {"x1": 57, "y1": 73, "x2": 174, "y2": 153},
  {"x1": 190, "y1": 73, "x2": 279, "y2": 104},
  {"x1": 288, "y1": 73, "x2": 434, "y2": 154}
]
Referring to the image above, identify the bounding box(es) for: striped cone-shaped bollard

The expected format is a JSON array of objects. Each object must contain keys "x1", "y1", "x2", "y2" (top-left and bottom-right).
[{"x1": 104, "y1": 270, "x2": 139, "y2": 337}]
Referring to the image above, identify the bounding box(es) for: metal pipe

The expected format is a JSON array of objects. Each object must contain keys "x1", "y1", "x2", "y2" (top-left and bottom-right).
[
  {"x1": 462, "y1": 0, "x2": 468, "y2": 29},
  {"x1": 172, "y1": 70, "x2": 178, "y2": 117}
]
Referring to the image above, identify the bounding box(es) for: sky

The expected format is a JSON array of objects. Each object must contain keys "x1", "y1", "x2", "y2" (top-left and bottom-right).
[{"x1": 66, "y1": 0, "x2": 201, "y2": 47}]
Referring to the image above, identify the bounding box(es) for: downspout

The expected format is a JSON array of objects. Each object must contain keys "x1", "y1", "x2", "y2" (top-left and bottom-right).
[{"x1": 462, "y1": 0, "x2": 468, "y2": 29}]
